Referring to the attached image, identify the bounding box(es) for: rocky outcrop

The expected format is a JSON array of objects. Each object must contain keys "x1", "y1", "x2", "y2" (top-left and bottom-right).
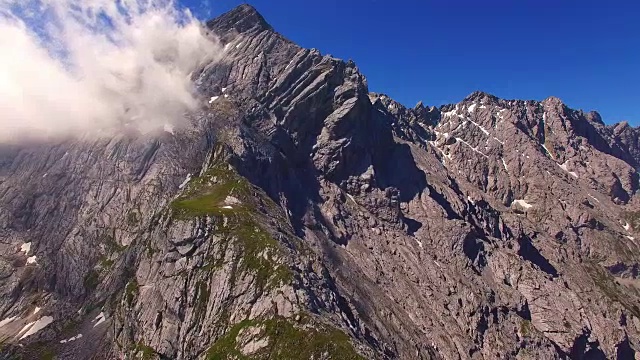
[{"x1": 1, "y1": 4, "x2": 640, "y2": 360}]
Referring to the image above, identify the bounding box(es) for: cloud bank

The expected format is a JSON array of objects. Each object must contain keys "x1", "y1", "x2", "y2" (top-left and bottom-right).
[{"x1": 0, "y1": 0, "x2": 220, "y2": 142}]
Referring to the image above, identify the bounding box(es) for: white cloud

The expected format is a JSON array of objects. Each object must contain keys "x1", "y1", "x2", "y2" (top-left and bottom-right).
[{"x1": 0, "y1": 0, "x2": 220, "y2": 142}]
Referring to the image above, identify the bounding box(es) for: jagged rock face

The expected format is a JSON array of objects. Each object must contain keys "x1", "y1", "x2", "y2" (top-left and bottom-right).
[{"x1": 1, "y1": 4, "x2": 640, "y2": 360}]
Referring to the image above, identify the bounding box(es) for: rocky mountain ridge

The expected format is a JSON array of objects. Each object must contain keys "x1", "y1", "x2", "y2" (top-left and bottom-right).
[{"x1": 1, "y1": 4, "x2": 640, "y2": 359}]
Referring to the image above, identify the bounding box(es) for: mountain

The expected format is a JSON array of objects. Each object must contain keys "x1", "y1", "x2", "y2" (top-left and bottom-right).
[{"x1": 1, "y1": 4, "x2": 640, "y2": 359}]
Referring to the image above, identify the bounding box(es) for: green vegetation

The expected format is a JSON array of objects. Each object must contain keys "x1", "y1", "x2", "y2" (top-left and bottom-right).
[
  {"x1": 206, "y1": 315, "x2": 364, "y2": 360},
  {"x1": 41, "y1": 349, "x2": 56, "y2": 360},
  {"x1": 195, "y1": 280, "x2": 210, "y2": 318},
  {"x1": 172, "y1": 162, "x2": 293, "y2": 292},
  {"x1": 586, "y1": 263, "x2": 640, "y2": 318},
  {"x1": 99, "y1": 256, "x2": 115, "y2": 269},
  {"x1": 624, "y1": 210, "x2": 640, "y2": 231},
  {"x1": 83, "y1": 270, "x2": 100, "y2": 291},
  {"x1": 127, "y1": 210, "x2": 140, "y2": 226},
  {"x1": 519, "y1": 320, "x2": 532, "y2": 337},
  {"x1": 170, "y1": 163, "x2": 251, "y2": 219},
  {"x1": 125, "y1": 279, "x2": 139, "y2": 306},
  {"x1": 133, "y1": 343, "x2": 156, "y2": 360}
]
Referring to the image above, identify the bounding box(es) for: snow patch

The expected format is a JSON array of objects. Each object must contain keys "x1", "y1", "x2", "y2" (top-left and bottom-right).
[
  {"x1": 163, "y1": 123, "x2": 175, "y2": 135},
  {"x1": 222, "y1": 206, "x2": 233, "y2": 210},
  {"x1": 479, "y1": 105, "x2": 487, "y2": 109},
  {"x1": 221, "y1": 87, "x2": 227, "y2": 93},
  {"x1": 415, "y1": 239, "x2": 423, "y2": 249},
  {"x1": 0, "y1": 316, "x2": 17, "y2": 328},
  {"x1": 468, "y1": 120, "x2": 490, "y2": 135},
  {"x1": 501, "y1": 158, "x2": 509, "y2": 171},
  {"x1": 179, "y1": 174, "x2": 192, "y2": 189},
  {"x1": 627, "y1": 236, "x2": 635, "y2": 241},
  {"x1": 442, "y1": 109, "x2": 458, "y2": 117},
  {"x1": 235, "y1": 41, "x2": 243, "y2": 49},
  {"x1": 455, "y1": 137, "x2": 488, "y2": 158},
  {"x1": 430, "y1": 142, "x2": 452, "y2": 161},
  {"x1": 511, "y1": 199, "x2": 533, "y2": 209},
  {"x1": 541, "y1": 144, "x2": 554, "y2": 159},
  {"x1": 60, "y1": 333, "x2": 83, "y2": 344},
  {"x1": 33, "y1": 307, "x2": 41, "y2": 315},
  {"x1": 224, "y1": 196, "x2": 241, "y2": 205},
  {"x1": 93, "y1": 312, "x2": 106, "y2": 328},
  {"x1": 558, "y1": 162, "x2": 578, "y2": 178},
  {"x1": 20, "y1": 242, "x2": 31, "y2": 255},
  {"x1": 467, "y1": 196, "x2": 476, "y2": 205},
  {"x1": 26, "y1": 256, "x2": 37, "y2": 264},
  {"x1": 208, "y1": 96, "x2": 219, "y2": 104},
  {"x1": 467, "y1": 103, "x2": 477, "y2": 113},
  {"x1": 19, "y1": 316, "x2": 54, "y2": 340},
  {"x1": 588, "y1": 194, "x2": 600, "y2": 203},
  {"x1": 623, "y1": 222, "x2": 631, "y2": 231}
]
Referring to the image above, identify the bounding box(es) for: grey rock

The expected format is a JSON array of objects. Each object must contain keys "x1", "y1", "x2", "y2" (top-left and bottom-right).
[{"x1": 1, "y1": 4, "x2": 640, "y2": 360}]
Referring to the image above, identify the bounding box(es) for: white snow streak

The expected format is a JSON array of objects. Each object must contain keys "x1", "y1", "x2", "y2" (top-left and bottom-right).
[
  {"x1": 179, "y1": 174, "x2": 192, "y2": 189},
  {"x1": 468, "y1": 120, "x2": 490, "y2": 135},
  {"x1": 501, "y1": 158, "x2": 508, "y2": 171},
  {"x1": 163, "y1": 123, "x2": 175, "y2": 135},
  {"x1": 26, "y1": 256, "x2": 37, "y2": 264},
  {"x1": 60, "y1": 333, "x2": 83, "y2": 343},
  {"x1": 455, "y1": 137, "x2": 488, "y2": 158},
  {"x1": 511, "y1": 199, "x2": 533, "y2": 209},
  {"x1": 20, "y1": 242, "x2": 31, "y2": 255},
  {"x1": 443, "y1": 109, "x2": 458, "y2": 117},
  {"x1": 19, "y1": 316, "x2": 54, "y2": 340},
  {"x1": 542, "y1": 144, "x2": 554, "y2": 159},
  {"x1": 93, "y1": 312, "x2": 106, "y2": 327},
  {"x1": 558, "y1": 162, "x2": 578, "y2": 178},
  {"x1": 208, "y1": 96, "x2": 219, "y2": 104},
  {"x1": 467, "y1": 103, "x2": 477, "y2": 113}
]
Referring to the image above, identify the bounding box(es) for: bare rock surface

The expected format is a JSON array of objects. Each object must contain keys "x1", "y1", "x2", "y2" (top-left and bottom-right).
[{"x1": 1, "y1": 4, "x2": 640, "y2": 360}]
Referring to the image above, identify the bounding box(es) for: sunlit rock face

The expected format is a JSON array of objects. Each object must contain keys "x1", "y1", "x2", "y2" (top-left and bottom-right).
[{"x1": 1, "y1": 4, "x2": 640, "y2": 359}]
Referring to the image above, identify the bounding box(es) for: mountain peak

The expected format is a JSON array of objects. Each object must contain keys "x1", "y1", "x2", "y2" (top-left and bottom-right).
[
  {"x1": 463, "y1": 90, "x2": 499, "y2": 104},
  {"x1": 206, "y1": 4, "x2": 272, "y2": 37}
]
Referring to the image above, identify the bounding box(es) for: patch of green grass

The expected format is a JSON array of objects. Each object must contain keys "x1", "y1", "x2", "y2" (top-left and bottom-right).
[
  {"x1": 170, "y1": 164, "x2": 251, "y2": 219},
  {"x1": 173, "y1": 162, "x2": 293, "y2": 292},
  {"x1": 125, "y1": 279, "x2": 139, "y2": 306},
  {"x1": 83, "y1": 270, "x2": 100, "y2": 292},
  {"x1": 586, "y1": 263, "x2": 640, "y2": 318},
  {"x1": 519, "y1": 320, "x2": 531, "y2": 336},
  {"x1": 624, "y1": 210, "x2": 640, "y2": 231},
  {"x1": 195, "y1": 280, "x2": 210, "y2": 318},
  {"x1": 41, "y1": 349, "x2": 56, "y2": 360},
  {"x1": 127, "y1": 211, "x2": 140, "y2": 226},
  {"x1": 133, "y1": 343, "x2": 156, "y2": 360},
  {"x1": 206, "y1": 315, "x2": 364, "y2": 360},
  {"x1": 99, "y1": 256, "x2": 115, "y2": 269},
  {"x1": 230, "y1": 221, "x2": 293, "y2": 291}
]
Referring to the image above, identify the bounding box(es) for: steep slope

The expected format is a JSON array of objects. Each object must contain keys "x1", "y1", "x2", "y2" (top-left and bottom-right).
[{"x1": 1, "y1": 4, "x2": 640, "y2": 359}]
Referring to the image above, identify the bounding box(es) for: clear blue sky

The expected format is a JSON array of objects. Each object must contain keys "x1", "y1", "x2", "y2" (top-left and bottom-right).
[{"x1": 185, "y1": 1, "x2": 640, "y2": 125}]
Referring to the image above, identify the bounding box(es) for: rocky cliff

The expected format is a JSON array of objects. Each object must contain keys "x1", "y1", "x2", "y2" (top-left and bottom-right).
[{"x1": 1, "y1": 4, "x2": 640, "y2": 359}]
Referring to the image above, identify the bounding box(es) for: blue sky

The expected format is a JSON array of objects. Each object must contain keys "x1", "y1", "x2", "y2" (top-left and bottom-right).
[{"x1": 185, "y1": 1, "x2": 639, "y2": 125}]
